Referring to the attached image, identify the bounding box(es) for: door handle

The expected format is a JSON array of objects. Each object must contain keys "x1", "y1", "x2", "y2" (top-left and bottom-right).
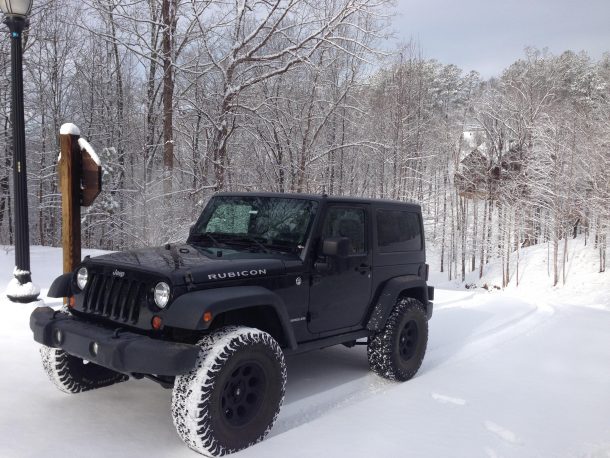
[{"x1": 356, "y1": 263, "x2": 371, "y2": 274}]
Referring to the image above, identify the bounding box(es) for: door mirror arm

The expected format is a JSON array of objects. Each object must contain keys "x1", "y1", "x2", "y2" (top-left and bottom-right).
[{"x1": 314, "y1": 260, "x2": 332, "y2": 273}]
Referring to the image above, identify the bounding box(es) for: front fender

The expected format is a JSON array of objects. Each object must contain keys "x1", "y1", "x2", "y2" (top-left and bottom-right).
[
  {"x1": 366, "y1": 276, "x2": 432, "y2": 331},
  {"x1": 47, "y1": 273, "x2": 74, "y2": 298},
  {"x1": 163, "y1": 286, "x2": 297, "y2": 349}
]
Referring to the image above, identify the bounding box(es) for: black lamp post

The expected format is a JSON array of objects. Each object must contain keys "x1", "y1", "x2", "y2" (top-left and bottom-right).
[{"x1": 1, "y1": 0, "x2": 38, "y2": 303}]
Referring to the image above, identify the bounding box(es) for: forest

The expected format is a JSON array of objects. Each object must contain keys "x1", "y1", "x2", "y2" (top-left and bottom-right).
[{"x1": 0, "y1": 0, "x2": 608, "y2": 286}]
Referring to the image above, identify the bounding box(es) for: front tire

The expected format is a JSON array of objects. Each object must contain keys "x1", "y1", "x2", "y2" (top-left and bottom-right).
[
  {"x1": 367, "y1": 297, "x2": 428, "y2": 381},
  {"x1": 40, "y1": 346, "x2": 128, "y2": 394},
  {"x1": 171, "y1": 326, "x2": 286, "y2": 456}
]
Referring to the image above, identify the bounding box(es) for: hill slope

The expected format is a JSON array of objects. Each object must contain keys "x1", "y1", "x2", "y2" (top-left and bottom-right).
[{"x1": 429, "y1": 236, "x2": 609, "y2": 310}]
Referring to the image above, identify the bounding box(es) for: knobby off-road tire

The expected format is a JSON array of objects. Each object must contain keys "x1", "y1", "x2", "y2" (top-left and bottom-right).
[
  {"x1": 368, "y1": 297, "x2": 428, "y2": 381},
  {"x1": 40, "y1": 346, "x2": 128, "y2": 394},
  {"x1": 171, "y1": 326, "x2": 287, "y2": 457}
]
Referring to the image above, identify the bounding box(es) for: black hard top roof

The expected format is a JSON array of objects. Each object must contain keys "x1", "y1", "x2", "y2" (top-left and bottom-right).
[{"x1": 213, "y1": 191, "x2": 421, "y2": 211}]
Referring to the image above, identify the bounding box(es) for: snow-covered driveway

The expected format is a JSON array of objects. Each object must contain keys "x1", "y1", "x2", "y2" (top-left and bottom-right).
[
  {"x1": 1, "y1": 248, "x2": 609, "y2": 457},
  {"x1": 248, "y1": 291, "x2": 610, "y2": 458}
]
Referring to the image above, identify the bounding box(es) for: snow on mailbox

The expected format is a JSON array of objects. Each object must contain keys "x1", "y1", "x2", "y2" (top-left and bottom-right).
[{"x1": 78, "y1": 138, "x2": 102, "y2": 207}]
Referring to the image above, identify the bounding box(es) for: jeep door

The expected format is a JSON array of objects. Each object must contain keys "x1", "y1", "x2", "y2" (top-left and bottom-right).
[{"x1": 308, "y1": 204, "x2": 372, "y2": 334}]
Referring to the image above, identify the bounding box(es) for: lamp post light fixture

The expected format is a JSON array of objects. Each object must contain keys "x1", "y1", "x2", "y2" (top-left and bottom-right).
[
  {"x1": 1, "y1": 0, "x2": 39, "y2": 303},
  {"x1": 0, "y1": 1, "x2": 32, "y2": 17}
]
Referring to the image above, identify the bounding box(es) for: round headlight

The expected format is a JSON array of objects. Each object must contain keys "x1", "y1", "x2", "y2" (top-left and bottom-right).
[
  {"x1": 154, "y1": 282, "x2": 171, "y2": 308},
  {"x1": 76, "y1": 267, "x2": 88, "y2": 290}
]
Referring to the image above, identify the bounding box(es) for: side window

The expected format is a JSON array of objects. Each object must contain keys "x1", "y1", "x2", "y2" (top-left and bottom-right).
[
  {"x1": 322, "y1": 207, "x2": 366, "y2": 255},
  {"x1": 377, "y1": 210, "x2": 422, "y2": 252}
]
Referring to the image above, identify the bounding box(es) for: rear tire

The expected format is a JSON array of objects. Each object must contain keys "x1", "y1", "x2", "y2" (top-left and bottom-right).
[
  {"x1": 40, "y1": 346, "x2": 128, "y2": 394},
  {"x1": 171, "y1": 326, "x2": 286, "y2": 456},
  {"x1": 367, "y1": 297, "x2": 428, "y2": 381}
]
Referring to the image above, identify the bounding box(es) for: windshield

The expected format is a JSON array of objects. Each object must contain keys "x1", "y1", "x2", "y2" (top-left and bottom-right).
[{"x1": 190, "y1": 196, "x2": 319, "y2": 255}]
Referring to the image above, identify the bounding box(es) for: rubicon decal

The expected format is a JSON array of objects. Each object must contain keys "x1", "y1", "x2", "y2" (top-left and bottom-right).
[{"x1": 208, "y1": 269, "x2": 267, "y2": 280}]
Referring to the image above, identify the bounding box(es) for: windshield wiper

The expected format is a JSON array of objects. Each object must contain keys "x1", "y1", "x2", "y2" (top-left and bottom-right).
[
  {"x1": 227, "y1": 235, "x2": 271, "y2": 253},
  {"x1": 191, "y1": 232, "x2": 223, "y2": 248},
  {"x1": 192, "y1": 232, "x2": 273, "y2": 254},
  {"x1": 266, "y1": 240, "x2": 302, "y2": 254}
]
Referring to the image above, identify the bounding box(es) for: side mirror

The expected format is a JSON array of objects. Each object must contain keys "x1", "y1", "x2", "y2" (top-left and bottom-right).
[{"x1": 321, "y1": 237, "x2": 350, "y2": 258}]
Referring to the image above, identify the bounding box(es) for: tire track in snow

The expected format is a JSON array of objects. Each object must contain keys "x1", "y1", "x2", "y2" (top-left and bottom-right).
[
  {"x1": 271, "y1": 374, "x2": 393, "y2": 437},
  {"x1": 424, "y1": 295, "x2": 556, "y2": 370},
  {"x1": 274, "y1": 292, "x2": 555, "y2": 438}
]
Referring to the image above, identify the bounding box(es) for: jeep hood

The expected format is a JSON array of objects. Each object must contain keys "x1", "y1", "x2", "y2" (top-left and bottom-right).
[{"x1": 84, "y1": 244, "x2": 286, "y2": 286}]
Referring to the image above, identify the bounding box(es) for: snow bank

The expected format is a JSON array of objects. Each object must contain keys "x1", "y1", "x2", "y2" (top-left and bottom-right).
[{"x1": 429, "y1": 236, "x2": 609, "y2": 309}]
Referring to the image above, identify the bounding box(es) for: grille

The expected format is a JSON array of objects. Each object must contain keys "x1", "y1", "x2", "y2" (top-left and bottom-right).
[{"x1": 82, "y1": 272, "x2": 146, "y2": 324}]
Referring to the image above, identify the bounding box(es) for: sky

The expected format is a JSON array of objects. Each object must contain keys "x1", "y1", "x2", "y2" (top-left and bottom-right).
[{"x1": 392, "y1": 0, "x2": 610, "y2": 78}]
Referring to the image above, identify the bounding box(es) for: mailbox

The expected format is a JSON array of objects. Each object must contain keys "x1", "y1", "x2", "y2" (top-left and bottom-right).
[{"x1": 77, "y1": 137, "x2": 102, "y2": 207}]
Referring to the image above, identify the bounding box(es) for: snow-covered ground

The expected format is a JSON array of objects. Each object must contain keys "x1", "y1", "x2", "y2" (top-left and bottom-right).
[
  {"x1": 429, "y1": 237, "x2": 610, "y2": 311},
  {"x1": 1, "y1": 243, "x2": 609, "y2": 458}
]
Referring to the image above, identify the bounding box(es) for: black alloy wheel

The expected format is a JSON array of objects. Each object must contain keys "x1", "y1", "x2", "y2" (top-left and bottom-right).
[
  {"x1": 398, "y1": 320, "x2": 419, "y2": 361},
  {"x1": 221, "y1": 361, "x2": 266, "y2": 427}
]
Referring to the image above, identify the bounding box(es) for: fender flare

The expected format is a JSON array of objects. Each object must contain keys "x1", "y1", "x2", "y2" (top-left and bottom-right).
[
  {"x1": 47, "y1": 273, "x2": 74, "y2": 298},
  {"x1": 366, "y1": 275, "x2": 433, "y2": 331},
  {"x1": 163, "y1": 286, "x2": 297, "y2": 349}
]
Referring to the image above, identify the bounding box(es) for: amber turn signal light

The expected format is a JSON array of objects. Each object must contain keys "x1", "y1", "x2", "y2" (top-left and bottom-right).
[
  {"x1": 203, "y1": 311, "x2": 213, "y2": 323},
  {"x1": 152, "y1": 315, "x2": 163, "y2": 330},
  {"x1": 68, "y1": 296, "x2": 76, "y2": 308}
]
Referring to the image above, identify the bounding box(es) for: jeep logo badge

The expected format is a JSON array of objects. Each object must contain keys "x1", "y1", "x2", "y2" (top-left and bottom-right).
[
  {"x1": 208, "y1": 269, "x2": 267, "y2": 280},
  {"x1": 112, "y1": 269, "x2": 125, "y2": 278}
]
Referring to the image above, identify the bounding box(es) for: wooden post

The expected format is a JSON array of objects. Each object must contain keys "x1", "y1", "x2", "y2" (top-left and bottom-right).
[{"x1": 59, "y1": 123, "x2": 82, "y2": 274}]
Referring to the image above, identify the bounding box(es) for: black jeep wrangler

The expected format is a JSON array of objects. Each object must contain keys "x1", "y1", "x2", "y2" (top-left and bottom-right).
[{"x1": 31, "y1": 192, "x2": 433, "y2": 456}]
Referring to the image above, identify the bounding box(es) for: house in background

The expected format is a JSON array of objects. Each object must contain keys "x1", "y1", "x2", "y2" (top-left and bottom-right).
[{"x1": 455, "y1": 126, "x2": 525, "y2": 200}]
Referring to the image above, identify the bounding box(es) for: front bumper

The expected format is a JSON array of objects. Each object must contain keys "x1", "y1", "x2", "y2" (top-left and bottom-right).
[{"x1": 30, "y1": 307, "x2": 199, "y2": 376}]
